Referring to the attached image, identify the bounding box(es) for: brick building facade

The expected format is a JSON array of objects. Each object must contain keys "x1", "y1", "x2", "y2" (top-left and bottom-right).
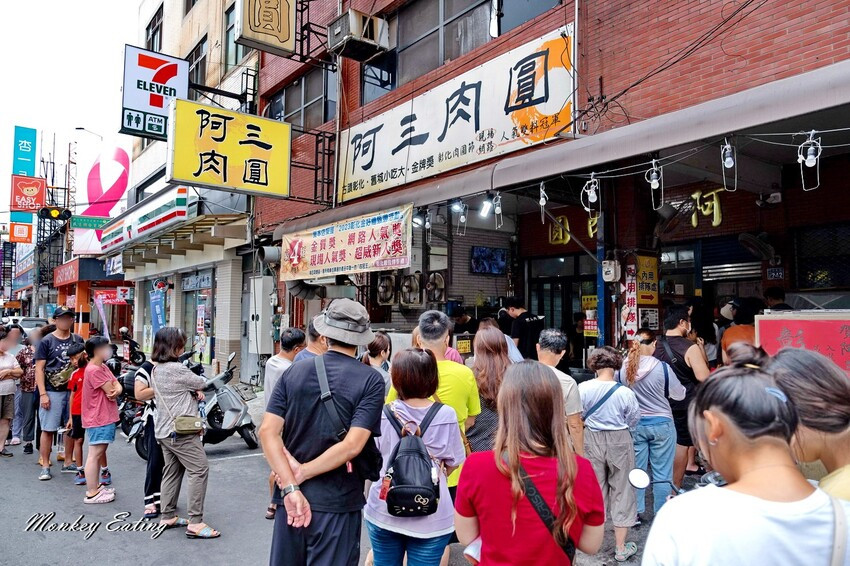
[{"x1": 254, "y1": 0, "x2": 850, "y2": 344}]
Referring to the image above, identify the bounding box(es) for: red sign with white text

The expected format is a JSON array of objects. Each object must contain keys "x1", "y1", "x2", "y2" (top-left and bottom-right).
[
  {"x1": 10, "y1": 175, "x2": 47, "y2": 212},
  {"x1": 756, "y1": 315, "x2": 850, "y2": 375}
]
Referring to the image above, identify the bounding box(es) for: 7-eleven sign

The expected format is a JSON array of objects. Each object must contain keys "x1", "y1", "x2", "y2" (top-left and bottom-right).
[{"x1": 121, "y1": 45, "x2": 189, "y2": 140}]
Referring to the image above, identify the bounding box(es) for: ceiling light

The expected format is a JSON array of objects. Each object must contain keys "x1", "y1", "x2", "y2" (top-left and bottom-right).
[
  {"x1": 479, "y1": 193, "x2": 494, "y2": 218},
  {"x1": 450, "y1": 198, "x2": 464, "y2": 213}
]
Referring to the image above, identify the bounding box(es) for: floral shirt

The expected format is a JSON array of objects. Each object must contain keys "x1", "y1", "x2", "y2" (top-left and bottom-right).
[{"x1": 16, "y1": 346, "x2": 36, "y2": 392}]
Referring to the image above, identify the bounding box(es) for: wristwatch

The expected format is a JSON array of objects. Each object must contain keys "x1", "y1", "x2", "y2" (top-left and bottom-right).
[{"x1": 282, "y1": 484, "x2": 301, "y2": 497}]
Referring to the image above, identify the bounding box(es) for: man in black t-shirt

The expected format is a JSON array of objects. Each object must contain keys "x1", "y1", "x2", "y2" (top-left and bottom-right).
[
  {"x1": 259, "y1": 299, "x2": 385, "y2": 566},
  {"x1": 505, "y1": 297, "x2": 544, "y2": 360},
  {"x1": 451, "y1": 306, "x2": 478, "y2": 335}
]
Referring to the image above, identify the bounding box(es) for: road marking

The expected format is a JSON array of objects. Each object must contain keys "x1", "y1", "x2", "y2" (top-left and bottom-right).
[{"x1": 208, "y1": 452, "x2": 265, "y2": 462}]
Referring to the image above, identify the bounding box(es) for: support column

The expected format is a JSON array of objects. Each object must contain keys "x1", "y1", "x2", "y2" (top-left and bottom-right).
[
  {"x1": 133, "y1": 281, "x2": 144, "y2": 346},
  {"x1": 75, "y1": 281, "x2": 91, "y2": 339},
  {"x1": 213, "y1": 257, "x2": 242, "y2": 380},
  {"x1": 170, "y1": 272, "x2": 183, "y2": 330}
]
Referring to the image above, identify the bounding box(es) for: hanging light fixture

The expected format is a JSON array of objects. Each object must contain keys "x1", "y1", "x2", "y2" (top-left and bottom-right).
[
  {"x1": 479, "y1": 192, "x2": 494, "y2": 217},
  {"x1": 645, "y1": 160, "x2": 664, "y2": 211},
  {"x1": 538, "y1": 181, "x2": 548, "y2": 224},
  {"x1": 450, "y1": 198, "x2": 464, "y2": 213},
  {"x1": 493, "y1": 192, "x2": 503, "y2": 229},
  {"x1": 456, "y1": 204, "x2": 469, "y2": 236},
  {"x1": 581, "y1": 174, "x2": 599, "y2": 212},
  {"x1": 425, "y1": 209, "x2": 432, "y2": 243},
  {"x1": 412, "y1": 208, "x2": 425, "y2": 227},
  {"x1": 721, "y1": 137, "x2": 737, "y2": 192},
  {"x1": 797, "y1": 130, "x2": 822, "y2": 191}
]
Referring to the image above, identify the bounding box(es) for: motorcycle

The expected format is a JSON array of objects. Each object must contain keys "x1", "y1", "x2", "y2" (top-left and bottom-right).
[
  {"x1": 120, "y1": 327, "x2": 147, "y2": 366},
  {"x1": 198, "y1": 352, "x2": 258, "y2": 449},
  {"x1": 127, "y1": 401, "x2": 153, "y2": 461}
]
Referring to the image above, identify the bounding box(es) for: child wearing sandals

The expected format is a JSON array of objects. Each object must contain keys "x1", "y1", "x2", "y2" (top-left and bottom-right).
[{"x1": 81, "y1": 336, "x2": 122, "y2": 504}]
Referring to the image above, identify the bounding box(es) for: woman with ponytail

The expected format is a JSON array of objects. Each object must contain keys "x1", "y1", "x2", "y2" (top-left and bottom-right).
[
  {"x1": 769, "y1": 347, "x2": 850, "y2": 499},
  {"x1": 362, "y1": 332, "x2": 391, "y2": 394},
  {"x1": 643, "y1": 343, "x2": 850, "y2": 565},
  {"x1": 454, "y1": 361, "x2": 604, "y2": 564},
  {"x1": 617, "y1": 329, "x2": 686, "y2": 517}
]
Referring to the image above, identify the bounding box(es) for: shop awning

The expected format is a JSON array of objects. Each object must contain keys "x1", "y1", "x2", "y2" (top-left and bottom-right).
[{"x1": 275, "y1": 58, "x2": 850, "y2": 240}]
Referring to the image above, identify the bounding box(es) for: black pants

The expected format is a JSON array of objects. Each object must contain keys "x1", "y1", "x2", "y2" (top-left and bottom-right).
[
  {"x1": 19, "y1": 391, "x2": 38, "y2": 443},
  {"x1": 144, "y1": 416, "x2": 165, "y2": 509},
  {"x1": 270, "y1": 509, "x2": 361, "y2": 566}
]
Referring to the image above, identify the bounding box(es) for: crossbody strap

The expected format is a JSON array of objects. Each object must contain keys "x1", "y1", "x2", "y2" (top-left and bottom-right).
[
  {"x1": 832, "y1": 496, "x2": 847, "y2": 566},
  {"x1": 518, "y1": 462, "x2": 576, "y2": 562},
  {"x1": 315, "y1": 356, "x2": 347, "y2": 441},
  {"x1": 662, "y1": 363, "x2": 670, "y2": 399},
  {"x1": 584, "y1": 383, "x2": 622, "y2": 420},
  {"x1": 149, "y1": 365, "x2": 177, "y2": 424},
  {"x1": 658, "y1": 335, "x2": 678, "y2": 365}
]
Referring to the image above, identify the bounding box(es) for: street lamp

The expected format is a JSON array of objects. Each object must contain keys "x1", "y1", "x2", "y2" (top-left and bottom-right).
[{"x1": 75, "y1": 127, "x2": 103, "y2": 140}]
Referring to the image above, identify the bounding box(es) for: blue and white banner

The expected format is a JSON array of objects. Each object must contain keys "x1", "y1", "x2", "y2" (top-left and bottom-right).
[
  {"x1": 12, "y1": 126, "x2": 37, "y2": 176},
  {"x1": 149, "y1": 290, "x2": 167, "y2": 334}
]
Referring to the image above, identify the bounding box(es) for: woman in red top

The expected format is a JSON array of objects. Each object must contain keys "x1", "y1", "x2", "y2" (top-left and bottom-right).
[{"x1": 455, "y1": 361, "x2": 605, "y2": 565}]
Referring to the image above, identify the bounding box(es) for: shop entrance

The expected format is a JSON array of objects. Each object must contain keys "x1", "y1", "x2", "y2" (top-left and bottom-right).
[{"x1": 528, "y1": 255, "x2": 597, "y2": 362}]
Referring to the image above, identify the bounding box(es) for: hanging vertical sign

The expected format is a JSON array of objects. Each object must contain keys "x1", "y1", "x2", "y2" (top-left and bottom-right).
[
  {"x1": 150, "y1": 290, "x2": 167, "y2": 333},
  {"x1": 622, "y1": 264, "x2": 639, "y2": 338},
  {"x1": 636, "y1": 255, "x2": 659, "y2": 305},
  {"x1": 121, "y1": 45, "x2": 190, "y2": 139},
  {"x1": 235, "y1": 0, "x2": 296, "y2": 56},
  {"x1": 12, "y1": 126, "x2": 38, "y2": 176}
]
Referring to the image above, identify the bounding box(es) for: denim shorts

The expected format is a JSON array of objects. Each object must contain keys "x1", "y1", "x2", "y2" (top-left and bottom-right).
[
  {"x1": 87, "y1": 423, "x2": 116, "y2": 445},
  {"x1": 38, "y1": 391, "x2": 70, "y2": 432}
]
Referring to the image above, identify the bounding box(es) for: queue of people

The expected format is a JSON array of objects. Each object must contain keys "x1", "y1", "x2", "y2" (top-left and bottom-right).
[{"x1": 260, "y1": 297, "x2": 849, "y2": 566}]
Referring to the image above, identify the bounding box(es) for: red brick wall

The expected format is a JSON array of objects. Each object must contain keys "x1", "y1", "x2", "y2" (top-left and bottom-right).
[{"x1": 256, "y1": 0, "x2": 850, "y2": 230}]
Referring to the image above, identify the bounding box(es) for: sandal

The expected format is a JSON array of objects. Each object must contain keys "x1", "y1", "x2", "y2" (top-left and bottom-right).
[
  {"x1": 265, "y1": 504, "x2": 277, "y2": 520},
  {"x1": 160, "y1": 517, "x2": 189, "y2": 529},
  {"x1": 84, "y1": 488, "x2": 116, "y2": 504},
  {"x1": 615, "y1": 542, "x2": 638, "y2": 562},
  {"x1": 185, "y1": 525, "x2": 221, "y2": 539},
  {"x1": 144, "y1": 504, "x2": 160, "y2": 519}
]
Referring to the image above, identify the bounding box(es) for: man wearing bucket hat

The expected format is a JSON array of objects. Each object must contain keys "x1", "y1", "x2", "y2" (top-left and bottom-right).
[{"x1": 260, "y1": 298, "x2": 386, "y2": 566}]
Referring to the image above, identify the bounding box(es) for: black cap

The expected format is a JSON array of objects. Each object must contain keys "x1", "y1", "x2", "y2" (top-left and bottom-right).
[{"x1": 53, "y1": 306, "x2": 75, "y2": 319}]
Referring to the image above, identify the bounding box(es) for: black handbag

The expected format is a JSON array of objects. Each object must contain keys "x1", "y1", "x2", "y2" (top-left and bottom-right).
[{"x1": 315, "y1": 356, "x2": 382, "y2": 481}]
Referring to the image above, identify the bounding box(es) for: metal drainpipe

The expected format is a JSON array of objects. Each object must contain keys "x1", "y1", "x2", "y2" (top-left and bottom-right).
[
  {"x1": 331, "y1": 0, "x2": 344, "y2": 209},
  {"x1": 573, "y1": 0, "x2": 579, "y2": 136}
]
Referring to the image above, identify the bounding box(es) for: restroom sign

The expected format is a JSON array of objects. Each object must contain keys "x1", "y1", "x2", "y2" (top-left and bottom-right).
[{"x1": 121, "y1": 45, "x2": 189, "y2": 140}]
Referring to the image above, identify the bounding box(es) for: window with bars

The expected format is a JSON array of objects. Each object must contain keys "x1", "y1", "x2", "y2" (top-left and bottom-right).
[
  {"x1": 187, "y1": 36, "x2": 207, "y2": 100},
  {"x1": 795, "y1": 224, "x2": 850, "y2": 289},
  {"x1": 397, "y1": 0, "x2": 490, "y2": 86},
  {"x1": 267, "y1": 68, "x2": 337, "y2": 132},
  {"x1": 224, "y1": 5, "x2": 252, "y2": 74},
  {"x1": 146, "y1": 5, "x2": 163, "y2": 52}
]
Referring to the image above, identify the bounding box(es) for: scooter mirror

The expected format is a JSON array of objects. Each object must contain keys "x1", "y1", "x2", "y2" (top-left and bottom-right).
[
  {"x1": 228, "y1": 352, "x2": 236, "y2": 363},
  {"x1": 628, "y1": 468, "x2": 651, "y2": 489}
]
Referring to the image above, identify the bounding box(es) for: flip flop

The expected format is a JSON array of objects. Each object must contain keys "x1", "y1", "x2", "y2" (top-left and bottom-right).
[
  {"x1": 160, "y1": 517, "x2": 189, "y2": 529},
  {"x1": 144, "y1": 505, "x2": 160, "y2": 519},
  {"x1": 185, "y1": 525, "x2": 220, "y2": 539}
]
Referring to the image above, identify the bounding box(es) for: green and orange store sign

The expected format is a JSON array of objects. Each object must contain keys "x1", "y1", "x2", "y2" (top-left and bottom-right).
[{"x1": 101, "y1": 186, "x2": 188, "y2": 253}]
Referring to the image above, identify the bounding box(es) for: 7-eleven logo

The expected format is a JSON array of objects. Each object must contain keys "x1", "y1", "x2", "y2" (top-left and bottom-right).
[{"x1": 137, "y1": 53, "x2": 180, "y2": 108}]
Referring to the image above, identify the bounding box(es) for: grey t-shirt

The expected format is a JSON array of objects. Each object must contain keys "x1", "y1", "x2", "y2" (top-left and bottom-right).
[
  {"x1": 264, "y1": 355, "x2": 292, "y2": 408},
  {"x1": 150, "y1": 361, "x2": 207, "y2": 439}
]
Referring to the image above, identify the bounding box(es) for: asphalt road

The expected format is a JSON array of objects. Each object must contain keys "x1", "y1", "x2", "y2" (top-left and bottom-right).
[{"x1": 0, "y1": 393, "x2": 658, "y2": 565}]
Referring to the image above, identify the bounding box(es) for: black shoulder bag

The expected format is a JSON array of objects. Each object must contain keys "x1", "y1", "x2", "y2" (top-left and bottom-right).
[
  {"x1": 518, "y1": 461, "x2": 576, "y2": 562},
  {"x1": 315, "y1": 355, "x2": 382, "y2": 481}
]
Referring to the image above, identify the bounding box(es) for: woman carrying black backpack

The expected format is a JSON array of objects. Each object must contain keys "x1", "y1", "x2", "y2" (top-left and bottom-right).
[{"x1": 363, "y1": 348, "x2": 466, "y2": 566}]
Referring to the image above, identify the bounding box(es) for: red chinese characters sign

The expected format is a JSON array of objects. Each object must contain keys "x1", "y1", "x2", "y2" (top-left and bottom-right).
[
  {"x1": 54, "y1": 259, "x2": 80, "y2": 286},
  {"x1": 756, "y1": 314, "x2": 850, "y2": 374},
  {"x1": 93, "y1": 289, "x2": 127, "y2": 305},
  {"x1": 280, "y1": 204, "x2": 413, "y2": 281},
  {"x1": 10, "y1": 174, "x2": 47, "y2": 212}
]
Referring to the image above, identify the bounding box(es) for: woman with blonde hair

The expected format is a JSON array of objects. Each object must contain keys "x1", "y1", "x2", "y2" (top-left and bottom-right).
[
  {"x1": 617, "y1": 328, "x2": 686, "y2": 517},
  {"x1": 466, "y1": 326, "x2": 511, "y2": 453},
  {"x1": 455, "y1": 361, "x2": 604, "y2": 564}
]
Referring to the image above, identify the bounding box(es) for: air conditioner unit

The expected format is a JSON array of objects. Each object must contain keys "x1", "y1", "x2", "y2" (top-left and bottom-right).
[{"x1": 327, "y1": 9, "x2": 390, "y2": 62}]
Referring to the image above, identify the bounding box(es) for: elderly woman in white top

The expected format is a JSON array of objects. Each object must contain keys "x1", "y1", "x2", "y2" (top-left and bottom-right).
[{"x1": 579, "y1": 346, "x2": 641, "y2": 563}]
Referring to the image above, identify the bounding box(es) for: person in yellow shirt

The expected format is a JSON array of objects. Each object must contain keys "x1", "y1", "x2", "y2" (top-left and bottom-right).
[
  {"x1": 769, "y1": 347, "x2": 850, "y2": 499},
  {"x1": 387, "y1": 310, "x2": 480, "y2": 492}
]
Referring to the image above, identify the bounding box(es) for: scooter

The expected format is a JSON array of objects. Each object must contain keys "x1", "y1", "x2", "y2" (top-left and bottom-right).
[
  {"x1": 127, "y1": 401, "x2": 154, "y2": 461},
  {"x1": 199, "y1": 352, "x2": 258, "y2": 449},
  {"x1": 120, "y1": 327, "x2": 147, "y2": 366}
]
